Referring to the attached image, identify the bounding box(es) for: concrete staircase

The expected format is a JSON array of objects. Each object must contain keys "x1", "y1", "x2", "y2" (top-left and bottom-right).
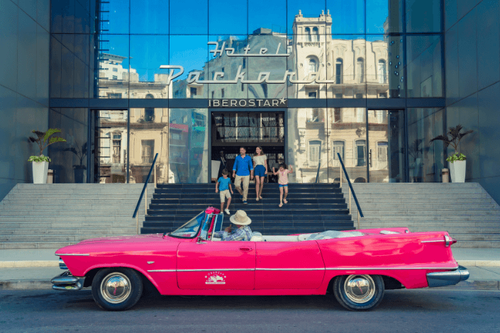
[
  {"x1": 0, "y1": 184, "x2": 153, "y2": 249},
  {"x1": 141, "y1": 183, "x2": 354, "y2": 235},
  {"x1": 343, "y1": 183, "x2": 500, "y2": 248}
]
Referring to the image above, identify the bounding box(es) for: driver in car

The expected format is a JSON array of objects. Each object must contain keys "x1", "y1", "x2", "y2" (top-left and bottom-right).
[{"x1": 212, "y1": 210, "x2": 253, "y2": 241}]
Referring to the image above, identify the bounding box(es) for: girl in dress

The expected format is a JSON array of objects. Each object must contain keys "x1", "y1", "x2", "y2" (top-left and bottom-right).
[
  {"x1": 272, "y1": 163, "x2": 294, "y2": 207},
  {"x1": 253, "y1": 147, "x2": 268, "y2": 202}
]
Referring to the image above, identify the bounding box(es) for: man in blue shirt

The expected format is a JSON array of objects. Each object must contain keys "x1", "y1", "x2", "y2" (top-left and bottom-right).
[{"x1": 232, "y1": 147, "x2": 254, "y2": 204}]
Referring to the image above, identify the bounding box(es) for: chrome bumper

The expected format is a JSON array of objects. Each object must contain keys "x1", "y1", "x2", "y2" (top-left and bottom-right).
[
  {"x1": 51, "y1": 271, "x2": 84, "y2": 291},
  {"x1": 427, "y1": 266, "x2": 470, "y2": 288}
]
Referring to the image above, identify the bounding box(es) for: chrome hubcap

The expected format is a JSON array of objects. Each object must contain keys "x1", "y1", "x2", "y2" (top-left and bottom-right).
[
  {"x1": 100, "y1": 272, "x2": 132, "y2": 304},
  {"x1": 344, "y1": 275, "x2": 376, "y2": 304}
]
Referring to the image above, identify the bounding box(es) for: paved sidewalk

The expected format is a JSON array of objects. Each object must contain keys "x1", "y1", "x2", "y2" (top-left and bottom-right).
[{"x1": 0, "y1": 248, "x2": 499, "y2": 291}]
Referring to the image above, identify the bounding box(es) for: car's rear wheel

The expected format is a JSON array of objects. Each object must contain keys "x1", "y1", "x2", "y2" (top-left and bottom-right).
[
  {"x1": 91, "y1": 268, "x2": 143, "y2": 311},
  {"x1": 333, "y1": 274, "x2": 385, "y2": 311}
]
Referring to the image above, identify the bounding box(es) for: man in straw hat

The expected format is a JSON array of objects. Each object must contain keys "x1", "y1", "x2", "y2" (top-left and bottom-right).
[{"x1": 212, "y1": 210, "x2": 253, "y2": 241}]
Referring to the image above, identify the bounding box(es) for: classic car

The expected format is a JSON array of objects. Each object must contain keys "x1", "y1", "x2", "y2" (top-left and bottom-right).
[{"x1": 51, "y1": 207, "x2": 469, "y2": 311}]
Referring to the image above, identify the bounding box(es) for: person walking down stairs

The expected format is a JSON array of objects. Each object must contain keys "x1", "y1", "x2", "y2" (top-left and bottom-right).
[
  {"x1": 272, "y1": 164, "x2": 294, "y2": 208},
  {"x1": 232, "y1": 147, "x2": 254, "y2": 205}
]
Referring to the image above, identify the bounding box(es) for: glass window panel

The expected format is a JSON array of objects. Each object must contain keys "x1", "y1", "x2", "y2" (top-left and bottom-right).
[
  {"x1": 130, "y1": 36, "x2": 170, "y2": 99},
  {"x1": 246, "y1": 33, "x2": 288, "y2": 99},
  {"x1": 170, "y1": 0, "x2": 208, "y2": 34},
  {"x1": 49, "y1": 108, "x2": 89, "y2": 183},
  {"x1": 327, "y1": 36, "x2": 367, "y2": 98},
  {"x1": 97, "y1": 35, "x2": 130, "y2": 99},
  {"x1": 130, "y1": 0, "x2": 169, "y2": 34},
  {"x1": 407, "y1": 108, "x2": 444, "y2": 182},
  {"x1": 249, "y1": 0, "x2": 286, "y2": 34},
  {"x1": 104, "y1": 0, "x2": 130, "y2": 34},
  {"x1": 287, "y1": 0, "x2": 327, "y2": 34},
  {"x1": 170, "y1": 35, "x2": 209, "y2": 98},
  {"x1": 406, "y1": 0, "x2": 441, "y2": 33},
  {"x1": 209, "y1": 0, "x2": 247, "y2": 35},
  {"x1": 207, "y1": 35, "x2": 249, "y2": 99},
  {"x1": 367, "y1": 0, "x2": 404, "y2": 33},
  {"x1": 406, "y1": 35, "x2": 443, "y2": 98},
  {"x1": 169, "y1": 109, "x2": 209, "y2": 183},
  {"x1": 327, "y1": 0, "x2": 365, "y2": 34},
  {"x1": 128, "y1": 108, "x2": 169, "y2": 183}
]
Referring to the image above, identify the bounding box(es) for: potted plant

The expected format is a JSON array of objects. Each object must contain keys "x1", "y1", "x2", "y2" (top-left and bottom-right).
[
  {"x1": 430, "y1": 125, "x2": 473, "y2": 183},
  {"x1": 28, "y1": 129, "x2": 66, "y2": 184},
  {"x1": 64, "y1": 141, "x2": 87, "y2": 183}
]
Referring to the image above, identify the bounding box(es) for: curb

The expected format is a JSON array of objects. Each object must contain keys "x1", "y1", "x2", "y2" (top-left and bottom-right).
[{"x1": 0, "y1": 280, "x2": 53, "y2": 290}]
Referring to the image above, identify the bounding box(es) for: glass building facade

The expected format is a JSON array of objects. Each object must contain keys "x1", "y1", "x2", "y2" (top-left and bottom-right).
[{"x1": 1, "y1": 0, "x2": 500, "y2": 203}]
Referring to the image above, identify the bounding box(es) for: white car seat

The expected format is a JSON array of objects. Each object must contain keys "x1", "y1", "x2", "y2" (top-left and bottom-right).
[{"x1": 250, "y1": 231, "x2": 264, "y2": 241}]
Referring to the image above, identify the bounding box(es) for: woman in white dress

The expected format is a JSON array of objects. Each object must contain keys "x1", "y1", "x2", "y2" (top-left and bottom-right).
[{"x1": 253, "y1": 147, "x2": 268, "y2": 202}]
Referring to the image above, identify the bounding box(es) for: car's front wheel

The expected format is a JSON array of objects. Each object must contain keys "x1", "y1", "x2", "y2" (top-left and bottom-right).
[
  {"x1": 333, "y1": 274, "x2": 385, "y2": 311},
  {"x1": 91, "y1": 268, "x2": 143, "y2": 311}
]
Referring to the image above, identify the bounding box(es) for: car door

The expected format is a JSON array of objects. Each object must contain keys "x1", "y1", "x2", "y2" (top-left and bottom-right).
[
  {"x1": 177, "y1": 241, "x2": 256, "y2": 290},
  {"x1": 255, "y1": 241, "x2": 325, "y2": 289}
]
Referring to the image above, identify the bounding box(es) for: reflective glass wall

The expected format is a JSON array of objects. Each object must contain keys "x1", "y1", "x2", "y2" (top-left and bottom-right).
[
  {"x1": 48, "y1": 1, "x2": 445, "y2": 184},
  {"x1": 63, "y1": 0, "x2": 443, "y2": 101}
]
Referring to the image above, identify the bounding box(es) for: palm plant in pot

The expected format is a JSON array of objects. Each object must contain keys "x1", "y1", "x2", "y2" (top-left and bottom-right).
[
  {"x1": 430, "y1": 125, "x2": 473, "y2": 183},
  {"x1": 28, "y1": 129, "x2": 66, "y2": 184},
  {"x1": 64, "y1": 141, "x2": 87, "y2": 183}
]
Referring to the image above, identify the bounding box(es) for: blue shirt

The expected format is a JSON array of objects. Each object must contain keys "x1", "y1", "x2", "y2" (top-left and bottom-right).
[
  {"x1": 217, "y1": 177, "x2": 231, "y2": 191},
  {"x1": 232, "y1": 155, "x2": 253, "y2": 176},
  {"x1": 214, "y1": 225, "x2": 253, "y2": 241}
]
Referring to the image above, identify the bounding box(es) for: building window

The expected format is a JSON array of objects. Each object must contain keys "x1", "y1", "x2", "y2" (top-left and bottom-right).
[
  {"x1": 112, "y1": 133, "x2": 121, "y2": 164},
  {"x1": 190, "y1": 87, "x2": 197, "y2": 97},
  {"x1": 305, "y1": 27, "x2": 311, "y2": 41},
  {"x1": 112, "y1": 68, "x2": 118, "y2": 72},
  {"x1": 141, "y1": 140, "x2": 155, "y2": 164},
  {"x1": 307, "y1": 90, "x2": 317, "y2": 98},
  {"x1": 108, "y1": 93, "x2": 122, "y2": 98},
  {"x1": 312, "y1": 27, "x2": 319, "y2": 42},
  {"x1": 378, "y1": 59, "x2": 387, "y2": 84},
  {"x1": 333, "y1": 141, "x2": 345, "y2": 161},
  {"x1": 355, "y1": 140, "x2": 366, "y2": 166},
  {"x1": 144, "y1": 108, "x2": 154, "y2": 122},
  {"x1": 378, "y1": 142, "x2": 388, "y2": 162},
  {"x1": 309, "y1": 141, "x2": 321, "y2": 164},
  {"x1": 376, "y1": 110, "x2": 386, "y2": 123},
  {"x1": 308, "y1": 57, "x2": 318, "y2": 74},
  {"x1": 335, "y1": 58, "x2": 343, "y2": 84},
  {"x1": 356, "y1": 57, "x2": 364, "y2": 83},
  {"x1": 334, "y1": 108, "x2": 342, "y2": 123},
  {"x1": 378, "y1": 92, "x2": 387, "y2": 98},
  {"x1": 335, "y1": 93, "x2": 343, "y2": 99},
  {"x1": 112, "y1": 75, "x2": 118, "y2": 80}
]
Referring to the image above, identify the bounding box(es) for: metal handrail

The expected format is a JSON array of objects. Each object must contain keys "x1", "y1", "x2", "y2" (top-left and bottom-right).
[
  {"x1": 132, "y1": 153, "x2": 159, "y2": 234},
  {"x1": 337, "y1": 153, "x2": 364, "y2": 229},
  {"x1": 315, "y1": 162, "x2": 321, "y2": 183}
]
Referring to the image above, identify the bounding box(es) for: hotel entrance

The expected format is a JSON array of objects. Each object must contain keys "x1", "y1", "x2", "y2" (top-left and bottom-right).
[{"x1": 210, "y1": 111, "x2": 285, "y2": 182}]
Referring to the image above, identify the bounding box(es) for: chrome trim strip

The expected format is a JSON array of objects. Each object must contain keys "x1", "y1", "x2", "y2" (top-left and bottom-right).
[
  {"x1": 421, "y1": 240, "x2": 445, "y2": 243},
  {"x1": 57, "y1": 253, "x2": 90, "y2": 256},
  {"x1": 256, "y1": 268, "x2": 325, "y2": 271},
  {"x1": 149, "y1": 266, "x2": 459, "y2": 273},
  {"x1": 147, "y1": 269, "x2": 176, "y2": 272},
  {"x1": 326, "y1": 266, "x2": 458, "y2": 270}
]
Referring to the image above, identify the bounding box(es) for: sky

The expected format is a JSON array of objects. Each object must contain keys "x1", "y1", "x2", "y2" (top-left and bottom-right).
[{"x1": 103, "y1": 0, "x2": 391, "y2": 81}]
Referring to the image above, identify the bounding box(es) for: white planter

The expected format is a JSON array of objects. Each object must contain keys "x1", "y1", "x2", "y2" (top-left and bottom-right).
[
  {"x1": 32, "y1": 161, "x2": 49, "y2": 184},
  {"x1": 449, "y1": 160, "x2": 466, "y2": 183}
]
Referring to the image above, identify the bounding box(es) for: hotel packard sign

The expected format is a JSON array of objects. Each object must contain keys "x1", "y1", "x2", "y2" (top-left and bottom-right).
[{"x1": 157, "y1": 40, "x2": 337, "y2": 108}]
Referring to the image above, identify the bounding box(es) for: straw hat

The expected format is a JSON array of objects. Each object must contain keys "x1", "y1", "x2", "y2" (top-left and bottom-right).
[{"x1": 229, "y1": 210, "x2": 252, "y2": 226}]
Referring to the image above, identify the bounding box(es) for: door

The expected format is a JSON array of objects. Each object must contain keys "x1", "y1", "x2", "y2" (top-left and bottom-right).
[
  {"x1": 255, "y1": 241, "x2": 324, "y2": 289},
  {"x1": 367, "y1": 110, "x2": 406, "y2": 183},
  {"x1": 177, "y1": 241, "x2": 255, "y2": 290}
]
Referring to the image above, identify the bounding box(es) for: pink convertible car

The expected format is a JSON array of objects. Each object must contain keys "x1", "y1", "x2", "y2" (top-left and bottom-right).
[{"x1": 52, "y1": 208, "x2": 469, "y2": 311}]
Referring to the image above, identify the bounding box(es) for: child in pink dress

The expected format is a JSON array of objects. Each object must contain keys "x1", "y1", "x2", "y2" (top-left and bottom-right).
[{"x1": 272, "y1": 163, "x2": 294, "y2": 207}]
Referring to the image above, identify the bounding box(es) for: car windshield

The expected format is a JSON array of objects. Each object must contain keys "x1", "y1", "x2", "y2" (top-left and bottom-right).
[{"x1": 169, "y1": 211, "x2": 205, "y2": 238}]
